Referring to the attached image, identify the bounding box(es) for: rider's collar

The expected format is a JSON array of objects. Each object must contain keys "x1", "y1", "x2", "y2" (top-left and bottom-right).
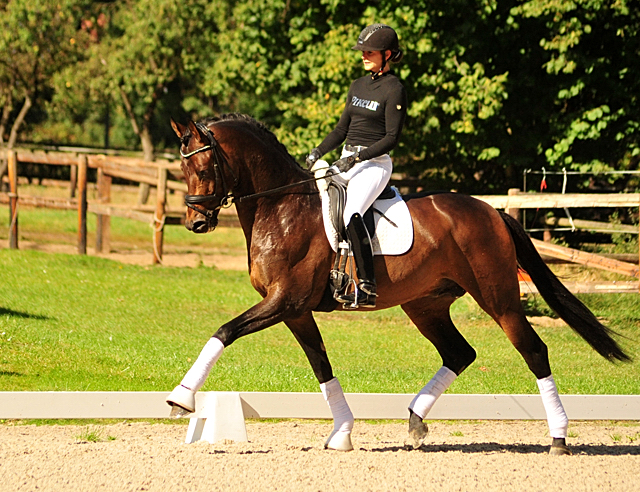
[{"x1": 370, "y1": 69, "x2": 392, "y2": 81}]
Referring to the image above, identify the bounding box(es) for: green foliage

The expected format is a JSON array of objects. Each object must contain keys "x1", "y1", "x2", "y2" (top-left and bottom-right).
[
  {"x1": 0, "y1": 0, "x2": 91, "y2": 145},
  {"x1": 6, "y1": 0, "x2": 640, "y2": 193},
  {"x1": 47, "y1": 0, "x2": 221, "y2": 154},
  {"x1": 0, "y1": 0, "x2": 90, "y2": 85},
  {"x1": 514, "y1": 0, "x2": 640, "y2": 175}
]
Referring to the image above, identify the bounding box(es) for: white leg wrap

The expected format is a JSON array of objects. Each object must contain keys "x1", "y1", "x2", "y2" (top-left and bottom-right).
[
  {"x1": 409, "y1": 366, "x2": 457, "y2": 419},
  {"x1": 321, "y1": 378, "x2": 354, "y2": 451},
  {"x1": 180, "y1": 337, "x2": 225, "y2": 392},
  {"x1": 537, "y1": 375, "x2": 568, "y2": 439}
]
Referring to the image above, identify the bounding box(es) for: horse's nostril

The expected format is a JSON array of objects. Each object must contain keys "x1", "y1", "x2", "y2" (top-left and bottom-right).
[{"x1": 193, "y1": 220, "x2": 208, "y2": 233}]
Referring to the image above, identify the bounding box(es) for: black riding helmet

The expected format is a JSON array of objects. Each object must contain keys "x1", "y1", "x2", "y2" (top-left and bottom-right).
[{"x1": 352, "y1": 24, "x2": 403, "y2": 75}]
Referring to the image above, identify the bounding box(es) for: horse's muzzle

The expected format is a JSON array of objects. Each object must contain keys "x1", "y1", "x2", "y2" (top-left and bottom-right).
[{"x1": 185, "y1": 213, "x2": 218, "y2": 234}]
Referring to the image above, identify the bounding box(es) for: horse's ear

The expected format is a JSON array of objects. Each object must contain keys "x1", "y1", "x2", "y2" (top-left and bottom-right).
[
  {"x1": 171, "y1": 118, "x2": 186, "y2": 139},
  {"x1": 187, "y1": 120, "x2": 205, "y2": 142}
]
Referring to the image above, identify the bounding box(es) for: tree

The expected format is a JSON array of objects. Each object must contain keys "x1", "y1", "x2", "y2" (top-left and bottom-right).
[
  {"x1": 13, "y1": 0, "x2": 640, "y2": 196},
  {"x1": 513, "y1": 0, "x2": 640, "y2": 175},
  {"x1": 52, "y1": 0, "x2": 222, "y2": 159},
  {"x1": 0, "y1": 0, "x2": 90, "y2": 177},
  {"x1": 200, "y1": 0, "x2": 640, "y2": 193}
]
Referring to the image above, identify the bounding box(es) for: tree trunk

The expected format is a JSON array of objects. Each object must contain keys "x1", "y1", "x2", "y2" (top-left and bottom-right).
[
  {"x1": 119, "y1": 87, "x2": 155, "y2": 204},
  {"x1": 0, "y1": 91, "x2": 13, "y2": 143},
  {"x1": 140, "y1": 124, "x2": 154, "y2": 162},
  {"x1": 0, "y1": 94, "x2": 31, "y2": 181},
  {"x1": 8, "y1": 94, "x2": 32, "y2": 149},
  {"x1": 137, "y1": 124, "x2": 154, "y2": 204}
]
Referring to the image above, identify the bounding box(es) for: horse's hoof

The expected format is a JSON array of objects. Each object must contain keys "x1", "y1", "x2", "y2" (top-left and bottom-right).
[
  {"x1": 166, "y1": 385, "x2": 195, "y2": 417},
  {"x1": 324, "y1": 430, "x2": 354, "y2": 451},
  {"x1": 406, "y1": 410, "x2": 428, "y2": 449},
  {"x1": 549, "y1": 437, "x2": 572, "y2": 456},
  {"x1": 549, "y1": 444, "x2": 572, "y2": 456},
  {"x1": 169, "y1": 403, "x2": 192, "y2": 418}
]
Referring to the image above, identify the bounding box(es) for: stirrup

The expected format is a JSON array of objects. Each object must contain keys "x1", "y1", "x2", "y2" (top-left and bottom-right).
[{"x1": 336, "y1": 282, "x2": 377, "y2": 309}]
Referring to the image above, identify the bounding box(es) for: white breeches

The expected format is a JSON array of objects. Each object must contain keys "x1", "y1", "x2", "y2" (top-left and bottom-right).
[{"x1": 331, "y1": 148, "x2": 393, "y2": 226}]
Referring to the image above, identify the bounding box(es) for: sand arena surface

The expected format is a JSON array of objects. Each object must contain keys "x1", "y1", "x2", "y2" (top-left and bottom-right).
[{"x1": 1, "y1": 420, "x2": 639, "y2": 491}]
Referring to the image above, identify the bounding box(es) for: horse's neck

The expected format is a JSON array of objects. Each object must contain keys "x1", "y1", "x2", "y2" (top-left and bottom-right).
[
  {"x1": 248, "y1": 157, "x2": 309, "y2": 192},
  {"x1": 234, "y1": 173, "x2": 322, "y2": 256}
]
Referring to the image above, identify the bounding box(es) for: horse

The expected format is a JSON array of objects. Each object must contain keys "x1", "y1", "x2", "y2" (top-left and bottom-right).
[{"x1": 166, "y1": 113, "x2": 629, "y2": 455}]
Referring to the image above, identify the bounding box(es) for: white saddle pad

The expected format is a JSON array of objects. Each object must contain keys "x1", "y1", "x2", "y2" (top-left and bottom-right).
[{"x1": 313, "y1": 161, "x2": 413, "y2": 255}]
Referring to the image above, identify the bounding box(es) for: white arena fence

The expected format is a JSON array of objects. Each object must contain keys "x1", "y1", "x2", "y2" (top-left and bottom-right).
[
  {"x1": 1, "y1": 392, "x2": 638, "y2": 420},
  {"x1": 3, "y1": 392, "x2": 638, "y2": 443}
]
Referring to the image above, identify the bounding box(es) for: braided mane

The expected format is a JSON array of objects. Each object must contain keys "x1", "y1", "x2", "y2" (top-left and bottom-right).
[{"x1": 203, "y1": 113, "x2": 304, "y2": 170}]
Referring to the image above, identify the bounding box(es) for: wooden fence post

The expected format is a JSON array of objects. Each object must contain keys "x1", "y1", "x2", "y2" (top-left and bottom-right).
[
  {"x1": 507, "y1": 188, "x2": 521, "y2": 223},
  {"x1": 153, "y1": 167, "x2": 167, "y2": 264},
  {"x1": 96, "y1": 167, "x2": 111, "y2": 253},
  {"x1": 8, "y1": 150, "x2": 18, "y2": 249},
  {"x1": 77, "y1": 155, "x2": 88, "y2": 255},
  {"x1": 69, "y1": 164, "x2": 77, "y2": 198}
]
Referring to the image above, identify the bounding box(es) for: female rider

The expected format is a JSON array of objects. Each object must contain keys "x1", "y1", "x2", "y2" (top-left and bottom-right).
[{"x1": 306, "y1": 24, "x2": 407, "y2": 308}]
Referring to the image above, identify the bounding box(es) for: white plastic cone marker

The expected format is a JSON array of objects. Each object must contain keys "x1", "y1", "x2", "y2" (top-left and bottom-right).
[
  {"x1": 185, "y1": 392, "x2": 248, "y2": 444},
  {"x1": 320, "y1": 378, "x2": 354, "y2": 451},
  {"x1": 409, "y1": 366, "x2": 457, "y2": 419},
  {"x1": 537, "y1": 375, "x2": 569, "y2": 438}
]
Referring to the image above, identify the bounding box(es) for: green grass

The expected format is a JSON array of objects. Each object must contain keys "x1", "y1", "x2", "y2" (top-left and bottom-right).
[
  {"x1": 1, "y1": 249, "x2": 638, "y2": 395},
  {"x1": 75, "y1": 425, "x2": 116, "y2": 443}
]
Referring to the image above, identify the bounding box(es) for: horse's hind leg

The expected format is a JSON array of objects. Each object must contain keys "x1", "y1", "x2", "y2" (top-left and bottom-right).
[
  {"x1": 493, "y1": 307, "x2": 571, "y2": 455},
  {"x1": 285, "y1": 312, "x2": 354, "y2": 452},
  {"x1": 401, "y1": 298, "x2": 477, "y2": 448},
  {"x1": 471, "y1": 272, "x2": 571, "y2": 455}
]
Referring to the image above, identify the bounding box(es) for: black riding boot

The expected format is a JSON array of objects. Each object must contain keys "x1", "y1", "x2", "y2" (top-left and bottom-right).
[{"x1": 336, "y1": 213, "x2": 377, "y2": 308}]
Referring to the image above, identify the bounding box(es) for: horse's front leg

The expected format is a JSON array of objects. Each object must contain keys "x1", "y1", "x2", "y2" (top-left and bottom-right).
[
  {"x1": 166, "y1": 296, "x2": 291, "y2": 416},
  {"x1": 285, "y1": 313, "x2": 354, "y2": 452}
]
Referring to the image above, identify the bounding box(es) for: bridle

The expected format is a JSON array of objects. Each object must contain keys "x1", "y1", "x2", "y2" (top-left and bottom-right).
[
  {"x1": 181, "y1": 123, "x2": 327, "y2": 219},
  {"x1": 181, "y1": 122, "x2": 238, "y2": 218}
]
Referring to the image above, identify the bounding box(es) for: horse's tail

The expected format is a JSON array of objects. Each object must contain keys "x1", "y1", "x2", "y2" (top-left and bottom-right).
[{"x1": 499, "y1": 211, "x2": 631, "y2": 363}]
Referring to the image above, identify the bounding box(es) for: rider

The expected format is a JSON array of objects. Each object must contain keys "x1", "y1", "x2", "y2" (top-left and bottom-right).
[{"x1": 306, "y1": 24, "x2": 407, "y2": 308}]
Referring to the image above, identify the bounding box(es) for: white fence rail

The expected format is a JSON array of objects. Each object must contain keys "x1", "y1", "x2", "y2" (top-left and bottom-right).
[{"x1": 1, "y1": 392, "x2": 638, "y2": 420}]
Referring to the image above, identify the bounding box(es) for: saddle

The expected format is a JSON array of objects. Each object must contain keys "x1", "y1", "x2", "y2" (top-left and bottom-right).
[
  {"x1": 325, "y1": 179, "x2": 405, "y2": 306},
  {"x1": 327, "y1": 180, "x2": 396, "y2": 240},
  {"x1": 311, "y1": 160, "x2": 413, "y2": 306}
]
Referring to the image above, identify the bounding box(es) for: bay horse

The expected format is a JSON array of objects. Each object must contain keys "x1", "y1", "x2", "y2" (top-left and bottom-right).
[{"x1": 167, "y1": 113, "x2": 629, "y2": 455}]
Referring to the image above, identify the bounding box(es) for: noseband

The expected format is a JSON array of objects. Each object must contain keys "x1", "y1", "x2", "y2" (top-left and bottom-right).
[{"x1": 181, "y1": 123, "x2": 238, "y2": 218}]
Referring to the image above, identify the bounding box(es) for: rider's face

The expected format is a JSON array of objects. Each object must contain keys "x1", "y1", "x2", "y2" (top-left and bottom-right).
[{"x1": 362, "y1": 50, "x2": 390, "y2": 73}]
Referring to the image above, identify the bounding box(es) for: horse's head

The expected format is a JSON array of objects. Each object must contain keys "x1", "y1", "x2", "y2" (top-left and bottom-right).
[{"x1": 171, "y1": 118, "x2": 235, "y2": 233}]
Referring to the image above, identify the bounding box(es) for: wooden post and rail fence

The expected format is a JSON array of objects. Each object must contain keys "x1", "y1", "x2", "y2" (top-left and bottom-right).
[{"x1": 2, "y1": 149, "x2": 640, "y2": 292}]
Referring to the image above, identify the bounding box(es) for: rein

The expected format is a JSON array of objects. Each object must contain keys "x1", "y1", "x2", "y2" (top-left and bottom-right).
[{"x1": 181, "y1": 123, "x2": 324, "y2": 218}]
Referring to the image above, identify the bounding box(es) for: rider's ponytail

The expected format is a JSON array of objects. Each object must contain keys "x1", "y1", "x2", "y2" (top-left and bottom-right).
[{"x1": 389, "y1": 49, "x2": 403, "y2": 64}]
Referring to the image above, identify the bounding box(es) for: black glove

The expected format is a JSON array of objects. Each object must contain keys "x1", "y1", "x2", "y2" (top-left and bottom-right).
[
  {"x1": 333, "y1": 152, "x2": 360, "y2": 173},
  {"x1": 305, "y1": 148, "x2": 322, "y2": 169}
]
